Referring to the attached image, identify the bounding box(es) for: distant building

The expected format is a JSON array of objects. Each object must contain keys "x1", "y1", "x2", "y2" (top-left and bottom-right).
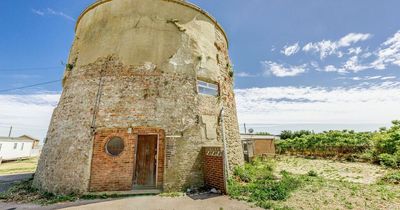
[
  {"x1": 0, "y1": 135, "x2": 41, "y2": 161},
  {"x1": 241, "y1": 134, "x2": 279, "y2": 162}
]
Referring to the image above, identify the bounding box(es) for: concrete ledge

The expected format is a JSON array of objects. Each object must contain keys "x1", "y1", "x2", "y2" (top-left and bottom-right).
[{"x1": 85, "y1": 189, "x2": 162, "y2": 196}]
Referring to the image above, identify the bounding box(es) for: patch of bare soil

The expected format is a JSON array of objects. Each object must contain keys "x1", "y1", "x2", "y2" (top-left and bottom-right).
[
  {"x1": 271, "y1": 156, "x2": 400, "y2": 210},
  {"x1": 277, "y1": 177, "x2": 400, "y2": 210},
  {"x1": 275, "y1": 156, "x2": 387, "y2": 184}
]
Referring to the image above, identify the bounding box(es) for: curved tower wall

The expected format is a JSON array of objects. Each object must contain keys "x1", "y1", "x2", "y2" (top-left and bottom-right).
[{"x1": 34, "y1": 0, "x2": 244, "y2": 194}]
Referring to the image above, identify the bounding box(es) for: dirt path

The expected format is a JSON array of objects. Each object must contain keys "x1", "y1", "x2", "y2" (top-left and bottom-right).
[{"x1": 275, "y1": 156, "x2": 388, "y2": 184}]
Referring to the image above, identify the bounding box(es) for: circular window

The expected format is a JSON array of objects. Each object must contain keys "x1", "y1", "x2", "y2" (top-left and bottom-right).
[{"x1": 106, "y1": 137, "x2": 125, "y2": 156}]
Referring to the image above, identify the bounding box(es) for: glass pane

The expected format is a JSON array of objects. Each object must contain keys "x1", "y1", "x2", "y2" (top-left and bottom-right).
[
  {"x1": 106, "y1": 137, "x2": 125, "y2": 156},
  {"x1": 198, "y1": 81, "x2": 208, "y2": 87},
  {"x1": 207, "y1": 83, "x2": 218, "y2": 90},
  {"x1": 197, "y1": 80, "x2": 218, "y2": 96}
]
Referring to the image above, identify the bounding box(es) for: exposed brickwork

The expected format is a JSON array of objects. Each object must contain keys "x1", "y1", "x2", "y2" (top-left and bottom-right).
[
  {"x1": 89, "y1": 127, "x2": 165, "y2": 192},
  {"x1": 203, "y1": 147, "x2": 226, "y2": 194},
  {"x1": 34, "y1": 0, "x2": 243, "y2": 194}
]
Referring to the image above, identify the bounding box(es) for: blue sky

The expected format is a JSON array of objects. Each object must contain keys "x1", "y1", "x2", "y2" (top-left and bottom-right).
[{"x1": 1, "y1": 0, "x2": 400, "y2": 139}]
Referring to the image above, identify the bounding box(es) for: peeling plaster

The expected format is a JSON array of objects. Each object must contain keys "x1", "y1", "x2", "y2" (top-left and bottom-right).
[{"x1": 168, "y1": 17, "x2": 220, "y2": 81}]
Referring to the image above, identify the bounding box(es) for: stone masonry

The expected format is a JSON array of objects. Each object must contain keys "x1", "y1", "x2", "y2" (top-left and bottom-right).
[{"x1": 34, "y1": 0, "x2": 244, "y2": 194}]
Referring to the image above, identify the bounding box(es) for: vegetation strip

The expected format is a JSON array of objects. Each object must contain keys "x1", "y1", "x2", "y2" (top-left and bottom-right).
[{"x1": 276, "y1": 120, "x2": 400, "y2": 168}]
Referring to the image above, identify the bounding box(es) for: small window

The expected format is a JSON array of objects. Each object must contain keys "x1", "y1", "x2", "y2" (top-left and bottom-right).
[
  {"x1": 0, "y1": 143, "x2": 2, "y2": 151},
  {"x1": 13, "y1": 143, "x2": 17, "y2": 149},
  {"x1": 197, "y1": 80, "x2": 219, "y2": 96},
  {"x1": 21, "y1": 143, "x2": 24, "y2": 150},
  {"x1": 105, "y1": 137, "x2": 125, "y2": 156}
]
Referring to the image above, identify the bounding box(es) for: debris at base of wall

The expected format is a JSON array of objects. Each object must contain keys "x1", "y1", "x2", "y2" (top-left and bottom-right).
[{"x1": 210, "y1": 188, "x2": 218, "y2": 194}]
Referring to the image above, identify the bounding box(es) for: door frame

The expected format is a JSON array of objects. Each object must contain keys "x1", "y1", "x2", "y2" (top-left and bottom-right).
[{"x1": 133, "y1": 133, "x2": 160, "y2": 189}]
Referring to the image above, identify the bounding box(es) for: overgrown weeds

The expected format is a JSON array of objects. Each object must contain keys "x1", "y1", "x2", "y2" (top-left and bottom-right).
[
  {"x1": 229, "y1": 159, "x2": 302, "y2": 209},
  {"x1": 0, "y1": 178, "x2": 78, "y2": 205},
  {"x1": 0, "y1": 178, "x2": 150, "y2": 205},
  {"x1": 276, "y1": 120, "x2": 400, "y2": 168},
  {"x1": 379, "y1": 171, "x2": 400, "y2": 185}
]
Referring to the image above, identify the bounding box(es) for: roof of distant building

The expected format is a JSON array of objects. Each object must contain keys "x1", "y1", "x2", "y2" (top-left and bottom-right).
[
  {"x1": 0, "y1": 135, "x2": 39, "y2": 142},
  {"x1": 240, "y1": 134, "x2": 280, "y2": 140}
]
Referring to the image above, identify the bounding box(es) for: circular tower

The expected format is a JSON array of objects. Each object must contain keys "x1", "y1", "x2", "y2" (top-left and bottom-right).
[{"x1": 34, "y1": 0, "x2": 244, "y2": 194}]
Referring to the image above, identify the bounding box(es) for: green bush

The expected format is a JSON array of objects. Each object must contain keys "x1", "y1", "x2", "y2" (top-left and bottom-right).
[
  {"x1": 307, "y1": 170, "x2": 318, "y2": 177},
  {"x1": 229, "y1": 160, "x2": 302, "y2": 209},
  {"x1": 276, "y1": 120, "x2": 400, "y2": 168},
  {"x1": 380, "y1": 171, "x2": 400, "y2": 184},
  {"x1": 233, "y1": 159, "x2": 275, "y2": 183},
  {"x1": 378, "y1": 154, "x2": 398, "y2": 168}
]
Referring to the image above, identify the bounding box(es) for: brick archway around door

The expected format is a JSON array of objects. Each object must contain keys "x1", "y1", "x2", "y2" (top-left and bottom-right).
[{"x1": 89, "y1": 127, "x2": 165, "y2": 192}]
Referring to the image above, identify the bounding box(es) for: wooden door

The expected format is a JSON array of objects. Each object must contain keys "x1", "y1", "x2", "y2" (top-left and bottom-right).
[{"x1": 134, "y1": 135, "x2": 157, "y2": 188}]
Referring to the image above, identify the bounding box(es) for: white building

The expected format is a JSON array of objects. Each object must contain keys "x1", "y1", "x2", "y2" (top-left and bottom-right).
[{"x1": 0, "y1": 135, "x2": 40, "y2": 161}]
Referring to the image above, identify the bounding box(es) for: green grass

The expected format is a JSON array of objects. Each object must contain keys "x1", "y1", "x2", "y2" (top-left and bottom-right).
[
  {"x1": 229, "y1": 158, "x2": 400, "y2": 209},
  {"x1": 228, "y1": 159, "x2": 302, "y2": 209},
  {"x1": 0, "y1": 178, "x2": 78, "y2": 205},
  {"x1": 379, "y1": 170, "x2": 400, "y2": 184},
  {"x1": 0, "y1": 178, "x2": 155, "y2": 205},
  {"x1": 0, "y1": 158, "x2": 38, "y2": 175}
]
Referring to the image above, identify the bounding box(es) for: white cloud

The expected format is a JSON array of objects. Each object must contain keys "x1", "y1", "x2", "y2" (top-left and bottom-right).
[
  {"x1": 235, "y1": 82, "x2": 400, "y2": 124},
  {"x1": 381, "y1": 76, "x2": 396, "y2": 80},
  {"x1": 31, "y1": 9, "x2": 44, "y2": 16},
  {"x1": 281, "y1": 43, "x2": 300, "y2": 56},
  {"x1": 262, "y1": 61, "x2": 307, "y2": 77},
  {"x1": 302, "y1": 33, "x2": 372, "y2": 59},
  {"x1": 322, "y1": 65, "x2": 351, "y2": 73},
  {"x1": 362, "y1": 52, "x2": 373, "y2": 58},
  {"x1": 351, "y1": 76, "x2": 382, "y2": 81},
  {"x1": 302, "y1": 40, "x2": 338, "y2": 59},
  {"x1": 236, "y1": 72, "x2": 256, "y2": 77},
  {"x1": 348, "y1": 47, "x2": 363, "y2": 55},
  {"x1": 0, "y1": 93, "x2": 60, "y2": 140},
  {"x1": 31, "y1": 8, "x2": 75, "y2": 21},
  {"x1": 342, "y1": 56, "x2": 371, "y2": 72},
  {"x1": 338, "y1": 33, "x2": 372, "y2": 47},
  {"x1": 371, "y1": 30, "x2": 400, "y2": 70}
]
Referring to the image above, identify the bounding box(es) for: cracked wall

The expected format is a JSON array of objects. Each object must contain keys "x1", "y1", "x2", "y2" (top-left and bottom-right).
[{"x1": 34, "y1": 0, "x2": 243, "y2": 194}]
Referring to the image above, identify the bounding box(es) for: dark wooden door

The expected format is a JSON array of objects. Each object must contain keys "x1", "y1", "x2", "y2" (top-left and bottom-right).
[{"x1": 135, "y1": 135, "x2": 157, "y2": 188}]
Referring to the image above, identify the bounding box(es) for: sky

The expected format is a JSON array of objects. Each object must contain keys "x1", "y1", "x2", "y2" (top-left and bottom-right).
[{"x1": 1, "y1": 0, "x2": 400, "y2": 139}]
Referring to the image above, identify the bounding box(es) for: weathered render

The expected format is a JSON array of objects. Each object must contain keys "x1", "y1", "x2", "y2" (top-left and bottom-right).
[{"x1": 34, "y1": 0, "x2": 243, "y2": 194}]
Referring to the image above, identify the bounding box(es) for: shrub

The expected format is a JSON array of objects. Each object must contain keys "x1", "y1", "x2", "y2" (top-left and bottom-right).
[
  {"x1": 233, "y1": 166, "x2": 252, "y2": 183},
  {"x1": 380, "y1": 171, "x2": 400, "y2": 184},
  {"x1": 233, "y1": 159, "x2": 275, "y2": 183},
  {"x1": 275, "y1": 120, "x2": 400, "y2": 168},
  {"x1": 229, "y1": 160, "x2": 302, "y2": 209},
  {"x1": 307, "y1": 170, "x2": 318, "y2": 177},
  {"x1": 379, "y1": 153, "x2": 398, "y2": 168},
  {"x1": 358, "y1": 151, "x2": 375, "y2": 162}
]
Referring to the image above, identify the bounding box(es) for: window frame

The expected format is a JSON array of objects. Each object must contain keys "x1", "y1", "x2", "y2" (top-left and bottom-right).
[
  {"x1": 13, "y1": 143, "x2": 17, "y2": 150},
  {"x1": 105, "y1": 136, "x2": 125, "y2": 157},
  {"x1": 197, "y1": 80, "x2": 219, "y2": 97}
]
